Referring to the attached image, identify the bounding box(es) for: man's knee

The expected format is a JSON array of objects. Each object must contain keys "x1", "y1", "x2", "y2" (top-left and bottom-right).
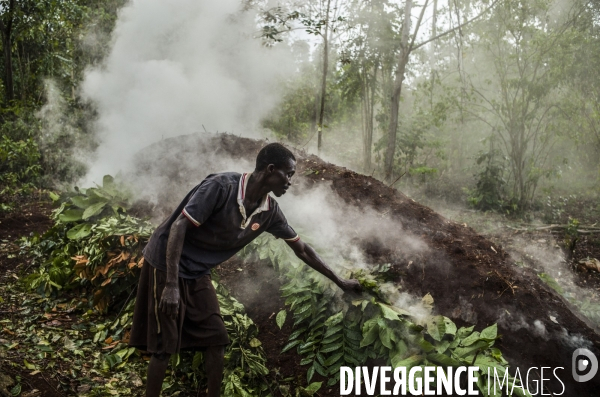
[{"x1": 152, "y1": 352, "x2": 170, "y2": 362}]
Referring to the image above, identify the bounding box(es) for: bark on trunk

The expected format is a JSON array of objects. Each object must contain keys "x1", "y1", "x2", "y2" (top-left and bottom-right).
[
  {"x1": 317, "y1": 0, "x2": 331, "y2": 154},
  {"x1": 0, "y1": 0, "x2": 16, "y2": 104},
  {"x1": 384, "y1": 0, "x2": 413, "y2": 181}
]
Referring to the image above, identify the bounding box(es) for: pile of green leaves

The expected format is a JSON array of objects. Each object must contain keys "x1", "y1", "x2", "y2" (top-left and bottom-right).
[
  {"x1": 246, "y1": 235, "x2": 532, "y2": 397},
  {"x1": 22, "y1": 175, "x2": 150, "y2": 312}
]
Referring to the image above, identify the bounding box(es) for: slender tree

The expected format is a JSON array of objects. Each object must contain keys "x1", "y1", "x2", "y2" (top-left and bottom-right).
[{"x1": 0, "y1": 0, "x2": 16, "y2": 103}]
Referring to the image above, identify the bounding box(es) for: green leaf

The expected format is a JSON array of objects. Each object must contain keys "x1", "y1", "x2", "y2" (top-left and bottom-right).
[
  {"x1": 379, "y1": 327, "x2": 393, "y2": 349},
  {"x1": 288, "y1": 327, "x2": 307, "y2": 341},
  {"x1": 282, "y1": 340, "x2": 301, "y2": 353},
  {"x1": 456, "y1": 325, "x2": 475, "y2": 339},
  {"x1": 82, "y1": 201, "x2": 108, "y2": 220},
  {"x1": 300, "y1": 357, "x2": 314, "y2": 366},
  {"x1": 307, "y1": 365, "x2": 315, "y2": 382},
  {"x1": 360, "y1": 322, "x2": 379, "y2": 347},
  {"x1": 443, "y1": 317, "x2": 457, "y2": 336},
  {"x1": 58, "y1": 209, "x2": 84, "y2": 222},
  {"x1": 302, "y1": 382, "x2": 322, "y2": 395},
  {"x1": 23, "y1": 359, "x2": 36, "y2": 370},
  {"x1": 10, "y1": 383, "x2": 21, "y2": 397},
  {"x1": 276, "y1": 310, "x2": 287, "y2": 329},
  {"x1": 103, "y1": 175, "x2": 115, "y2": 189},
  {"x1": 480, "y1": 324, "x2": 498, "y2": 340},
  {"x1": 192, "y1": 352, "x2": 203, "y2": 370},
  {"x1": 66, "y1": 223, "x2": 92, "y2": 240},
  {"x1": 427, "y1": 315, "x2": 445, "y2": 341},
  {"x1": 324, "y1": 324, "x2": 343, "y2": 338},
  {"x1": 461, "y1": 331, "x2": 481, "y2": 346},
  {"x1": 48, "y1": 191, "x2": 60, "y2": 201},
  {"x1": 249, "y1": 338, "x2": 262, "y2": 347},
  {"x1": 391, "y1": 354, "x2": 423, "y2": 369},
  {"x1": 320, "y1": 342, "x2": 343, "y2": 353},
  {"x1": 379, "y1": 303, "x2": 400, "y2": 321},
  {"x1": 427, "y1": 353, "x2": 462, "y2": 367},
  {"x1": 313, "y1": 360, "x2": 327, "y2": 376},
  {"x1": 70, "y1": 195, "x2": 91, "y2": 208},
  {"x1": 453, "y1": 340, "x2": 489, "y2": 358},
  {"x1": 324, "y1": 352, "x2": 344, "y2": 366},
  {"x1": 324, "y1": 312, "x2": 343, "y2": 327},
  {"x1": 321, "y1": 333, "x2": 342, "y2": 344}
]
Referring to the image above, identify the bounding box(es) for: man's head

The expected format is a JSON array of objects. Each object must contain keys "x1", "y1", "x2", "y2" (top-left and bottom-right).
[{"x1": 255, "y1": 143, "x2": 296, "y2": 197}]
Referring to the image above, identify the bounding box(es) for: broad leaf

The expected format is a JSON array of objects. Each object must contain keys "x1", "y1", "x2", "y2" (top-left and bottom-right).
[
  {"x1": 67, "y1": 223, "x2": 92, "y2": 240},
  {"x1": 276, "y1": 309, "x2": 287, "y2": 329},
  {"x1": 480, "y1": 324, "x2": 498, "y2": 340},
  {"x1": 58, "y1": 209, "x2": 84, "y2": 222},
  {"x1": 83, "y1": 201, "x2": 108, "y2": 220}
]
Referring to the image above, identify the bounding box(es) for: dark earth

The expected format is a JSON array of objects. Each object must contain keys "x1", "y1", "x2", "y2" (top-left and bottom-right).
[{"x1": 2, "y1": 133, "x2": 600, "y2": 396}]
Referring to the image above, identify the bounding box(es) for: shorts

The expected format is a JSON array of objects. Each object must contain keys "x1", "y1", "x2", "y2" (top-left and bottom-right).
[{"x1": 129, "y1": 260, "x2": 230, "y2": 355}]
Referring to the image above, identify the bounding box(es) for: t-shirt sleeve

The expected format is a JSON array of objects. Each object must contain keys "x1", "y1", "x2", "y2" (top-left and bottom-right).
[
  {"x1": 181, "y1": 179, "x2": 224, "y2": 227},
  {"x1": 266, "y1": 205, "x2": 299, "y2": 242}
]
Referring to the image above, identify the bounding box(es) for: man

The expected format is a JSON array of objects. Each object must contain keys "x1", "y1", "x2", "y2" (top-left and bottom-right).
[{"x1": 129, "y1": 143, "x2": 361, "y2": 397}]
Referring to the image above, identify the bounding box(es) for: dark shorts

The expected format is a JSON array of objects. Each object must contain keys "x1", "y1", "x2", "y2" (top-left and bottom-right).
[{"x1": 129, "y1": 261, "x2": 230, "y2": 355}]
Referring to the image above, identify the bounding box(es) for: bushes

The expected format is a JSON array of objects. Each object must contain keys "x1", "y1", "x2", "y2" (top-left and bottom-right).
[{"x1": 0, "y1": 118, "x2": 42, "y2": 201}]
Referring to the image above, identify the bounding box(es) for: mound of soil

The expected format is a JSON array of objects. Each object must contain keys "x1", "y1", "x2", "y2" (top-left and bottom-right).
[{"x1": 135, "y1": 133, "x2": 600, "y2": 395}]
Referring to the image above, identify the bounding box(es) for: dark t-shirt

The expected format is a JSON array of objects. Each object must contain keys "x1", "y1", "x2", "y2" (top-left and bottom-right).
[{"x1": 143, "y1": 172, "x2": 298, "y2": 278}]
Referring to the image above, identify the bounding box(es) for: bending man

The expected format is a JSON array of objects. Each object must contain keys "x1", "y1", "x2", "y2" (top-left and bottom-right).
[{"x1": 129, "y1": 143, "x2": 361, "y2": 397}]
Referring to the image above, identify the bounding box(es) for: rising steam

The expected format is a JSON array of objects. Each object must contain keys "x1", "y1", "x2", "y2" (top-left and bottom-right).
[{"x1": 80, "y1": 0, "x2": 294, "y2": 184}]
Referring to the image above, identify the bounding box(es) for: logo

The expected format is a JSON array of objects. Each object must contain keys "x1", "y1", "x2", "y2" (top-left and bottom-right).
[
  {"x1": 572, "y1": 348, "x2": 598, "y2": 382},
  {"x1": 251, "y1": 223, "x2": 260, "y2": 231}
]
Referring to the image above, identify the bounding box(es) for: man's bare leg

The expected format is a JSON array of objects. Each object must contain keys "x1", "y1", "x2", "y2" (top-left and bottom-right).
[
  {"x1": 146, "y1": 353, "x2": 170, "y2": 397},
  {"x1": 205, "y1": 345, "x2": 224, "y2": 397}
]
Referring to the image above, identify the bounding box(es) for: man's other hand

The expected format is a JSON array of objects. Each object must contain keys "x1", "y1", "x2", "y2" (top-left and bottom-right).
[
  {"x1": 338, "y1": 279, "x2": 362, "y2": 294},
  {"x1": 159, "y1": 285, "x2": 180, "y2": 319}
]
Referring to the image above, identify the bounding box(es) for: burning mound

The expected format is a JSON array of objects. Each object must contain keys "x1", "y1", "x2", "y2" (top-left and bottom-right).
[{"x1": 132, "y1": 133, "x2": 600, "y2": 396}]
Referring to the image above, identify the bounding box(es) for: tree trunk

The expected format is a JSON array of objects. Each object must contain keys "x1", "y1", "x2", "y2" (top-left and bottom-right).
[
  {"x1": 317, "y1": 0, "x2": 331, "y2": 154},
  {"x1": 429, "y1": 0, "x2": 438, "y2": 106},
  {"x1": 384, "y1": 0, "x2": 413, "y2": 181},
  {"x1": 0, "y1": 0, "x2": 16, "y2": 104},
  {"x1": 360, "y1": 62, "x2": 377, "y2": 172}
]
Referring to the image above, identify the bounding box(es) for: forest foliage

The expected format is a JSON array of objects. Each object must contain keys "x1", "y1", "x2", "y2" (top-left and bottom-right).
[
  {"x1": 0, "y1": 0, "x2": 599, "y2": 213},
  {"x1": 258, "y1": 0, "x2": 600, "y2": 211}
]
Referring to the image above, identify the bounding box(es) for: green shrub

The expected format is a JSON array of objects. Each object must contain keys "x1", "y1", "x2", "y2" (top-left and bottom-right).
[{"x1": 0, "y1": 134, "x2": 41, "y2": 197}]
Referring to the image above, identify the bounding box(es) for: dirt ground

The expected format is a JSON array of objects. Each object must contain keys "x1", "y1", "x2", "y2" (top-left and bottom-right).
[
  {"x1": 3, "y1": 133, "x2": 600, "y2": 396},
  {"x1": 0, "y1": 195, "x2": 61, "y2": 397}
]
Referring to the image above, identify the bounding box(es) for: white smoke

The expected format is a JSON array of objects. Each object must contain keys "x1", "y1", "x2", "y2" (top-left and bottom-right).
[{"x1": 80, "y1": 0, "x2": 294, "y2": 184}]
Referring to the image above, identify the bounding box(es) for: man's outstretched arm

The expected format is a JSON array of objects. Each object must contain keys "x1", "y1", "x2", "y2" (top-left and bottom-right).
[
  {"x1": 286, "y1": 239, "x2": 362, "y2": 293},
  {"x1": 159, "y1": 213, "x2": 194, "y2": 319}
]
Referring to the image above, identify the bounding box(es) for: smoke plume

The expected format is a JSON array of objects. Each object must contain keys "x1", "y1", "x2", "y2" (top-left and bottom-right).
[{"x1": 80, "y1": 0, "x2": 294, "y2": 184}]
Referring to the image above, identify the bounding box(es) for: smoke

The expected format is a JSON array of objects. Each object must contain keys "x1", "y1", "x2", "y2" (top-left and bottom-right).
[
  {"x1": 80, "y1": 0, "x2": 294, "y2": 184},
  {"x1": 36, "y1": 80, "x2": 90, "y2": 185}
]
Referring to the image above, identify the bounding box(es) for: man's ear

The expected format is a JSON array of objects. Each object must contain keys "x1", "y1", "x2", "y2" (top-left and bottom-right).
[{"x1": 266, "y1": 164, "x2": 276, "y2": 174}]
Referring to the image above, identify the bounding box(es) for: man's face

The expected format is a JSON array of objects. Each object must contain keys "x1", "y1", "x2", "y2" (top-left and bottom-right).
[{"x1": 265, "y1": 158, "x2": 296, "y2": 197}]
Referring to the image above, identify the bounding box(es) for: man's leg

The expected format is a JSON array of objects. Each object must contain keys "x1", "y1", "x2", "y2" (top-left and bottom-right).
[
  {"x1": 146, "y1": 353, "x2": 170, "y2": 397},
  {"x1": 205, "y1": 345, "x2": 225, "y2": 397}
]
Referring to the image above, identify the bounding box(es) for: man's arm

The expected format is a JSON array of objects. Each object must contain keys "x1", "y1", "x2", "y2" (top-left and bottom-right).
[
  {"x1": 159, "y1": 213, "x2": 194, "y2": 319},
  {"x1": 286, "y1": 239, "x2": 362, "y2": 293}
]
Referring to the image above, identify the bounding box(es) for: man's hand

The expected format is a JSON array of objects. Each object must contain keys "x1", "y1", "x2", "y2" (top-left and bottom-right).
[
  {"x1": 159, "y1": 285, "x2": 180, "y2": 319},
  {"x1": 338, "y1": 278, "x2": 362, "y2": 294}
]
